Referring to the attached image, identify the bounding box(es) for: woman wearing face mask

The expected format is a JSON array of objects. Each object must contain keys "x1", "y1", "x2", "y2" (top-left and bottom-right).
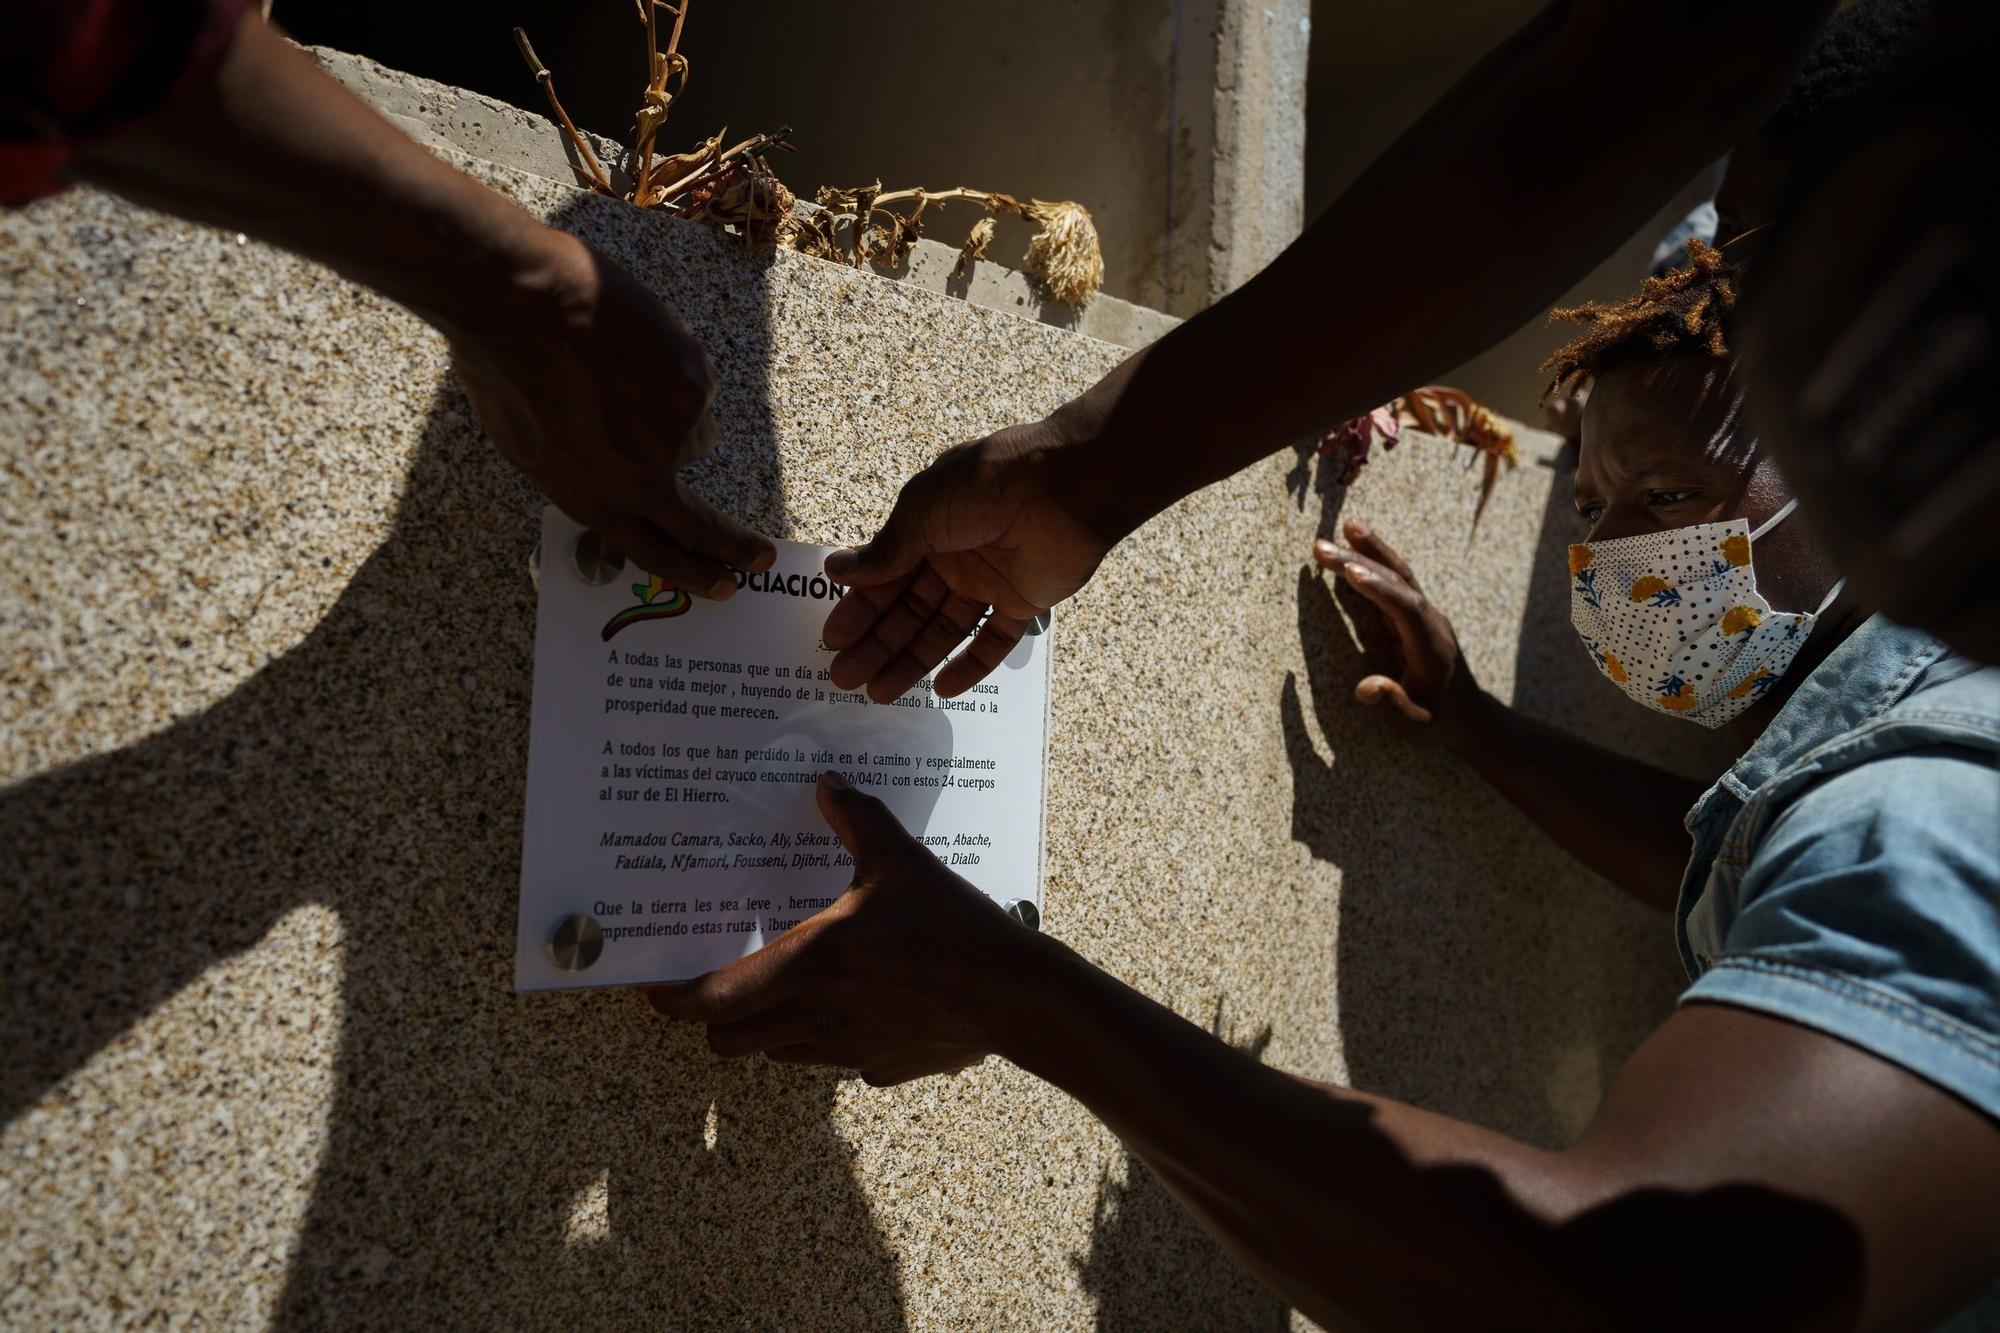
[{"x1": 649, "y1": 241, "x2": 2000, "y2": 1327}]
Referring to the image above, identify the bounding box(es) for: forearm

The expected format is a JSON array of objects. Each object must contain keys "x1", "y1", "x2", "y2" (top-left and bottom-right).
[
  {"x1": 997, "y1": 934, "x2": 1601, "y2": 1327},
  {"x1": 68, "y1": 15, "x2": 560, "y2": 340},
  {"x1": 1448, "y1": 691, "x2": 1702, "y2": 910},
  {"x1": 1045, "y1": 0, "x2": 1829, "y2": 542}
]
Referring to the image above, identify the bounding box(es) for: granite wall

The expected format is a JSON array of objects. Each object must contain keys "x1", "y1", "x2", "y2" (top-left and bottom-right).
[{"x1": 1, "y1": 139, "x2": 1728, "y2": 1327}]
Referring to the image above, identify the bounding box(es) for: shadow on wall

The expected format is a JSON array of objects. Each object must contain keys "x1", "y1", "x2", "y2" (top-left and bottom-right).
[
  {"x1": 1284, "y1": 438, "x2": 1353, "y2": 543},
  {"x1": 1281, "y1": 575, "x2": 1667, "y2": 1147},
  {"x1": 1279, "y1": 435, "x2": 1737, "y2": 1148},
  {"x1": 0, "y1": 198, "x2": 909, "y2": 1327},
  {"x1": 1073, "y1": 1003, "x2": 1292, "y2": 1331}
]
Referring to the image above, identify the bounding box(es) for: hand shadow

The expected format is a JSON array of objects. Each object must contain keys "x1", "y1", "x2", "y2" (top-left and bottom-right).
[
  {"x1": 2, "y1": 191, "x2": 908, "y2": 1327},
  {"x1": 1282, "y1": 565, "x2": 1676, "y2": 1147}
]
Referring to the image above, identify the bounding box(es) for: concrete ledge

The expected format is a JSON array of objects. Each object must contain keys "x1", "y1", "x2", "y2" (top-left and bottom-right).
[{"x1": 313, "y1": 46, "x2": 1180, "y2": 352}]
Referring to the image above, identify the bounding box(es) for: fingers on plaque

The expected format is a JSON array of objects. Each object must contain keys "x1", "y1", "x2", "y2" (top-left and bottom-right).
[
  {"x1": 868, "y1": 591, "x2": 989, "y2": 703},
  {"x1": 823, "y1": 576, "x2": 906, "y2": 653},
  {"x1": 829, "y1": 567, "x2": 951, "y2": 690},
  {"x1": 934, "y1": 613, "x2": 1027, "y2": 698}
]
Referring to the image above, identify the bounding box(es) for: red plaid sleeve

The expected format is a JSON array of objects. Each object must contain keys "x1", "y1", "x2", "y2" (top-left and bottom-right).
[{"x1": 1, "y1": 0, "x2": 253, "y2": 204}]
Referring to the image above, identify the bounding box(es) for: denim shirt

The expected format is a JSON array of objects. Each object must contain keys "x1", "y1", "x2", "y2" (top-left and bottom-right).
[{"x1": 1676, "y1": 614, "x2": 2000, "y2": 1328}]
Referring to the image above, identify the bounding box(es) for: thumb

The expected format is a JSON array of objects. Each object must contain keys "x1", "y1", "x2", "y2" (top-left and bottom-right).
[
  {"x1": 814, "y1": 771, "x2": 916, "y2": 864},
  {"x1": 826, "y1": 492, "x2": 927, "y2": 587},
  {"x1": 1355, "y1": 674, "x2": 1434, "y2": 725}
]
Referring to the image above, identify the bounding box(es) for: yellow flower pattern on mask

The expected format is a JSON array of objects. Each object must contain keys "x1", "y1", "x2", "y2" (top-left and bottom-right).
[
  {"x1": 1568, "y1": 545, "x2": 1594, "y2": 577},
  {"x1": 1719, "y1": 533, "x2": 1751, "y2": 567},
  {"x1": 1719, "y1": 604, "x2": 1763, "y2": 635},
  {"x1": 1657, "y1": 682, "x2": 1700, "y2": 711},
  {"x1": 1726, "y1": 668, "x2": 1772, "y2": 700},
  {"x1": 1629, "y1": 575, "x2": 1673, "y2": 602},
  {"x1": 1601, "y1": 650, "x2": 1627, "y2": 684}
]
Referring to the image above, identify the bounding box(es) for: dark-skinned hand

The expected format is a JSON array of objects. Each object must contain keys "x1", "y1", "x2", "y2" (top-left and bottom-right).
[
  {"x1": 645, "y1": 772, "x2": 1040, "y2": 1086},
  {"x1": 452, "y1": 231, "x2": 776, "y2": 599},
  {"x1": 820, "y1": 423, "x2": 1109, "y2": 702},
  {"x1": 1312, "y1": 518, "x2": 1485, "y2": 750}
]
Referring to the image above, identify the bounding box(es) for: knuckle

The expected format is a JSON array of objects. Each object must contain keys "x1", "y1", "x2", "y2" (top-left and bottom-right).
[{"x1": 693, "y1": 981, "x2": 739, "y2": 1024}]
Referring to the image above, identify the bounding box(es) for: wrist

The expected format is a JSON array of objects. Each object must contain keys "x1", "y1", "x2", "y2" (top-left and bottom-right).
[
  {"x1": 1439, "y1": 684, "x2": 1507, "y2": 763},
  {"x1": 407, "y1": 214, "x2": 590, "y2": 349},
  {"x1": 980, "y1": 928, "x2": 1112, "y2": 1076},
  {"x1": 1035, "y1": 378, "x2": 1168, "y2": 548}
]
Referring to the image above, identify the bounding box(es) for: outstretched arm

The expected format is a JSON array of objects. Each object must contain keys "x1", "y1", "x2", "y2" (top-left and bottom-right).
[
  {"x1": 63, "y1": 11, "x2": 772, "y2": 594},
  {"x1": 654, "y1": 775, "x2": 2000, "y2": 1331},
  {"x1": 824, "y1": 0, "x2": 1835, "y2": 699}
]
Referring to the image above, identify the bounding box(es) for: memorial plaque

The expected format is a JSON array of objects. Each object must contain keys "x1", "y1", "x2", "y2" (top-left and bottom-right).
[{"x1": 516, "y1": 508, "x2": 1052, "y2": 990}]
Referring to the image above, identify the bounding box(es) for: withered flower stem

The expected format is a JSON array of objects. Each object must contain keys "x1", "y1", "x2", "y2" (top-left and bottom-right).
[
  {"x1": 633, "y1": 0, "x2": 691, "y2": 205},
  {"x1": 512, "y1": 28, "x2": 612, "y2": 195},
  {"x1": 654, "y1": 126, "x2": 795, "y2": 205}
]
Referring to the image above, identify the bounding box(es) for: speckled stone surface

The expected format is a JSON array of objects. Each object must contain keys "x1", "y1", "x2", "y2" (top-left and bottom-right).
[{"x1": 2, "y1": 152, "x2": 1731, "y2": 1328}]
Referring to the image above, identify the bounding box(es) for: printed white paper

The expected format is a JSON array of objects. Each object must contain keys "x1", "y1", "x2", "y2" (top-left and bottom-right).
[{"x1": 515, "y1": 508, "x2": 1051, "y2": 991}]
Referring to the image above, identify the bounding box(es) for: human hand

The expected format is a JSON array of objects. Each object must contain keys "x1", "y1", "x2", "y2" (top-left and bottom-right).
[
  {"x1": 450, "y1": 228, "x2": 774, "y2": 598},
  {"x1": 820, "y1": 423, "x2": 1110, "y2": 701},
  {"x1": 1312, "y1": 519, "x2": 1484, "y2": 748},
  {"x1": 645, "y1": 773, "x2": 1043, "y2": 1086}
]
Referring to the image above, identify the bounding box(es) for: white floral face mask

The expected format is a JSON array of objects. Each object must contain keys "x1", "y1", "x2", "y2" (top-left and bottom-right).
[{"x1": 1569, "y1": 498, "x2": 1843, "y2": 727}]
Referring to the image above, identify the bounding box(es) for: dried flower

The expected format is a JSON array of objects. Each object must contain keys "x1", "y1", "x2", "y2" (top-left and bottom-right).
[
  {"x1": 638, "y1": 128, "x2": 724, "y2": 207},
  {"x1": 1021, "y1": 199, "x2": 1103, "y2": 306}
]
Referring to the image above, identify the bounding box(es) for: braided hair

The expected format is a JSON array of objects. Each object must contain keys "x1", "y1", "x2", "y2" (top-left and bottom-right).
[{"x1": 1539, "y1": 237, "x2": 1742, "y2": 400}]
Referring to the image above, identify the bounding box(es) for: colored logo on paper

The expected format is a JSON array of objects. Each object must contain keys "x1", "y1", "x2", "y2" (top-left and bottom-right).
[{"x1": 601, "y1": 574, "x2": 690, "y2": 640}]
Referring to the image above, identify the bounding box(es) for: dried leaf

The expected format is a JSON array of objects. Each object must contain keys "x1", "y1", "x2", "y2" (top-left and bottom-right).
[
  {"x1": 953, "y1": 216, "x2": 996, "y2": 281},
  {"x1": 783, "y1": 209, "x2": 844, "y2": 260},
  {"x1": 683, "y1": 156, "x2": 796, "y2": 249}
]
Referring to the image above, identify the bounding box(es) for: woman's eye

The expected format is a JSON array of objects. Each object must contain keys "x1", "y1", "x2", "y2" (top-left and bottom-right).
[
  {"x1": 1576, "y1": 502, "x2": 1604, "y2": 523},
  {"x1": 1648, "y1": 489, "x2": 1696, "y2": 507}
]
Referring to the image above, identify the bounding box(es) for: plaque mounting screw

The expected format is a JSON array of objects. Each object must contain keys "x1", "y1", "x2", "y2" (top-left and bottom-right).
[
  {"x1": 1002, "y1": 899, "x2": 1040, "y2": 931},
  {"x1": 571, "y1": 531, "x2": 623, "y2": 585},
  {"x1": 548, "y1": 913, "x2": 604, "y2": 971}
]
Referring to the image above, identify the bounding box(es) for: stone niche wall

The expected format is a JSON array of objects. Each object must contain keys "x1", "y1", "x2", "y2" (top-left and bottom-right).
[{"x1": 1, "y1": 140, "x2": 1725, "y2": 1327}]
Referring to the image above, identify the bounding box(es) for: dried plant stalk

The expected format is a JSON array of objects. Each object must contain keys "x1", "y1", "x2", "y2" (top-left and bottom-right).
[
  {"x1": 632, "y1": 0, "x2": 692, "y2": 205},
  {"x1": 801, "y1": 185, "x2": 1104, "y2": 306},
  {"x1": 511, "y1": 28, "x2": 612, "y2": 195},
  {"x1": 511, "y1": 6, "x2": 1108, "y2": 289}
]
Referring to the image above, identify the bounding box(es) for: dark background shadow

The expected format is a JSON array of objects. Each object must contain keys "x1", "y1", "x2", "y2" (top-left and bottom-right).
[{"x1": 0, "y1": 194, "x2": 908, "y2": 1326}]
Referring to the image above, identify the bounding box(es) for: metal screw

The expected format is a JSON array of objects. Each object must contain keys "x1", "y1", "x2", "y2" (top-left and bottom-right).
[
  {"x1": 1002, "y1": 899, "x2": 1040, "y2": 931},
  {"x1": 571, "y1": 531, "x2": 623, "y2": 586},
  {"x1": 547, "y1": 913, "x2": 604, "y2": 971}
]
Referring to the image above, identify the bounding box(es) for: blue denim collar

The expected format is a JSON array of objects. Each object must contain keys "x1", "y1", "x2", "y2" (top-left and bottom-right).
[{"x1": 1711, "y1": 614, "x2": 1949, "y2": 805}]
